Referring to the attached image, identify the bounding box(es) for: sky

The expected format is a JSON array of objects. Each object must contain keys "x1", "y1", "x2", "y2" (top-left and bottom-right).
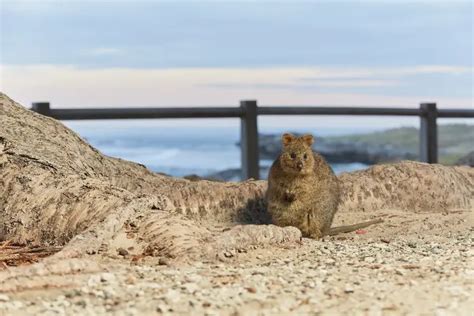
[{"x1": 0, "y1": 0, "x2": 472, "y2": 128}]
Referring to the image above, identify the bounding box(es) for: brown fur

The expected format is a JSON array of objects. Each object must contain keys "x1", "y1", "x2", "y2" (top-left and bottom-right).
[{"x1": 266, "y1": 133, "x2": 340, "y2": 239}]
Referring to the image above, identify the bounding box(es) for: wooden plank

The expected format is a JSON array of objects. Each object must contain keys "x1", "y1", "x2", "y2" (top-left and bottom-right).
[
  {"x1": 258, "y1": 106, "x2": 421, "y2": 116},
  {"x1": 240, "y1": 100, "x2": 260, "y2": 180},
  {"x1": 437, "y1": 109, "x2": 474, "y2": 118},
  {"x1": 420, "y1": 103, "x2": 438, "y2": 163},
  {"x1": 31, "y1": 102, "x2": 51, "y2": 116},
  {"x1": 48, "y1": 107, "x2": 243, "y2": 120}
]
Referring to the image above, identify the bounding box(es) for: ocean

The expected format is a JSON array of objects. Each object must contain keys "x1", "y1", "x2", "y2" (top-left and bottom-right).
[{"x1": 64, "y1": 120, "x2": 370, "y2": 180}]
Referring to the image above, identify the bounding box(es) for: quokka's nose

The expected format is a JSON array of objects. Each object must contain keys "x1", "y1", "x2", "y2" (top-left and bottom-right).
[{"x1": 297, "y1": 162, "x2": 303, "y2": 169}]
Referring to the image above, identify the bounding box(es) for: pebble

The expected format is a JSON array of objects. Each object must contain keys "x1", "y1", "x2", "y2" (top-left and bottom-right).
[
  {"x1": 117, "y1": 248, "x2": 129, "y2": 256},
  {"x1": 0, "y1": 294, "x2": 10, "y2": 302},
  {"x1": 158, "y1": 257, "x2": 170, "y2": 266},
  {"x1": 100, "y1": 273, "x2": 116, "y2": 283},
  {"x1": 1, "y1": 231, "x2": 471, "y2": 315},
  {"x1": 246, "y1": 287, "x2": 257, "y2": 293},
  {"x1": 344, "y1": 285, "x2": 354, "y2": 293}
]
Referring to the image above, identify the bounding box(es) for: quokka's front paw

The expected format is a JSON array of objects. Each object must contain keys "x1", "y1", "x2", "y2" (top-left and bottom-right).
[{"x1": 309, "y1": 231, "x2": 323, "y2": 240}]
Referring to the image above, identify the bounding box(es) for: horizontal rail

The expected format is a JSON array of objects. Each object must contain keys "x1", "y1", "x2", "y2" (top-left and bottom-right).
[
  {"x1": 31, "y1": 101, "x2": 474, "y2": 180},
  {"x1": 32, "y1": 103, "x2": 474, "y2": 120},
  {"x1": 258, "y1": 106, "x2": 422, "y2": 116},
  {"x1": 47, "y1": 107, "x2": 243, "y2": 120},
  {"x1": 438, "y1": 109, "x2": 474, "y2": 118}
]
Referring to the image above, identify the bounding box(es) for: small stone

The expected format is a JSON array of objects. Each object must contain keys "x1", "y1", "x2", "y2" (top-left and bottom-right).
[
  {"x1": 87, "y1": 275, "x2": 101, "y2": 287},
  {"x1": 92, "y1": 289, "x2": 105, "y2": 299},
  {"x1": 65, "y1": 289, "x2": 81, "y2": 298},
  {"x1": 159, "y1": 257, "x2": 170, "y2": 266},
  {"x1": 246, "y1": 287, "x2": 257, "y2": 293},
  {"x1": 125, "y1": 274, "x2": 137, "y2": 285},
  {"x1": 408, "y1": 242, "x2": 417, "y2": 248},
  {"x1": 100, "y1": 272, "x2": 116, "y2": 283},
  {"x1": 182, "y1": 283, "x2": 199, "y2": 294},
  {"x1": 156, "y1": 304, "x2": 169, "y2": 313},
  {"x1": 325, "y1": 258, "x2": 336, "y2": 265},
  {"x1": 0, "y1": 294, "x2": 10, "y2": 302},
  {"x1": 117, "y1": 248, "x2": 129, "y2": 256},
  {"x1": 165, "y1": 289, "x2": 180, "y2": 303},
  {"x1": 86, "y1": 249, "x2": 97, "y2": 255},
  {"x1": 76, "y1": 299, "x2": 87, "y2": 307},
  {"x1": 344, "y1": 286, "x2": 354, "y2": 293}
]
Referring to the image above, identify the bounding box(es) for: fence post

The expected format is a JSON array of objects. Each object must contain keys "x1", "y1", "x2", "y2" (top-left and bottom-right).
[
  {"x1": 32, "y1": 102, "x2": 51, "y2": 116},
  {"x1": 419, "y1": 102, "x2": 438, "y2": 163},
  {"x1": 240, "y1": 100, "x2": 260, "y2": 180}
]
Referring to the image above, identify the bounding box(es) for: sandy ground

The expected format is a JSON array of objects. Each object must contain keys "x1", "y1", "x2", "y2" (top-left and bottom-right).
[{"x1": 0, "y1": 209, "x2": 472, "y2": 316}]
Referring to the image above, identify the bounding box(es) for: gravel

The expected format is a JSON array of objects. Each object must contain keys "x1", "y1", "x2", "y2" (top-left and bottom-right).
[{"x1": 1, "y1": 229, "x2": 472, "y2": 315}]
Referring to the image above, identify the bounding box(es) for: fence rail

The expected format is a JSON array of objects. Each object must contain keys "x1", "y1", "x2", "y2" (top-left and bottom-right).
[{"x1": 31, "y1": 101, "x2": 474, "y2": 180}]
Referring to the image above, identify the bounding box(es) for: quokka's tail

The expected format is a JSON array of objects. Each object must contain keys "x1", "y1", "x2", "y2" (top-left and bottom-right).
[{"x1": 327, "y1": 218, "x2": 384, "y2": 236}]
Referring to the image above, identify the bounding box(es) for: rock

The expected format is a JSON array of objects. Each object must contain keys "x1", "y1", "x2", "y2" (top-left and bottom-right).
[
  {"x1": 344, "y1": 285, "x2": 354, "y2": 293},
  {"x1": 125, "y1": 274, "x2": 137, "y2": 285},
  {"x1": 65, "y1": 289, "x2": 82, "y2": 298},
  {"x1": 165, "y1": 289, "x2": 180, "y2": 303},
  {"x1": 100, "y1": 273, "x2": 116, "y2": 283},
  {"x1": 87, "y1": 275, "x2": 102, "y2": 287},
  {"x1": 246, "y1": 287, "x2": 257, "y2": 293},
  {"x1": 159, "y1": 258, "x2": 170, "y2": 266},
  {"x1": 117, "y1": 248, "x2": 129, "y2": 256},
  {"x1": 75, "y1": 300, "x2": 87, "y2": 308},
  {"x1": 455, "y1": 151, "x2": 474, "y2": 167},
  {"x1": 0, "y1": 294, "x2": 10, "y2": 302}
]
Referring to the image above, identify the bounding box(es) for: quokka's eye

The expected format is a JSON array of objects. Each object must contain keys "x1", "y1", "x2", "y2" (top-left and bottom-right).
[
  {"x1": 290, "y1": 153, "x2": 296, "y2": 159},
  {"x1": 303, "y1": 153, "x2": 308, "y2": 160}
]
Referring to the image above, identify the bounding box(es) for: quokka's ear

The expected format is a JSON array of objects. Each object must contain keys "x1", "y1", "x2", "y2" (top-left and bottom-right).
[
  {"x1": 281, "y1": 133, "x2": 295, "y2": 146},
  {"x1": 301, "y1": 134, "x2": 314, "y2": 146}
]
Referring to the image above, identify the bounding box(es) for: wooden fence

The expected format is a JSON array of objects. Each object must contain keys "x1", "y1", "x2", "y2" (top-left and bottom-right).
[{"x1": 31, "y1": 101, "x2": 474, "y2": 180}]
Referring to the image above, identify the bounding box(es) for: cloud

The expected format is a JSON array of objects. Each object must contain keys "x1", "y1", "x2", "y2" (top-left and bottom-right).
[
  {"x1": 0, "y1": 64, "x2": 472, "y2": 110},
  {"x1": 205, "y1": 79, "x2": 399, "y2": 91},
  {"x1": 2, "y1": 1, "x2": 472, "y2": 69},
  {"x1": 297, "y1": 66, "x2": 472, "y2": 81}
]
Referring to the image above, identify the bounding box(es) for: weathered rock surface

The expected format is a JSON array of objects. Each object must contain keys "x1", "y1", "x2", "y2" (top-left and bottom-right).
[{"x1": 456, "y1": 151, "x2": 474, "y2": 167}]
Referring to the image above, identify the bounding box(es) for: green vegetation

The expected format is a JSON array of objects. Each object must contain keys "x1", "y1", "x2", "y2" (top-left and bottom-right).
[{"x1": 327, "y1": 124, "x2": 474, "y2": 164}]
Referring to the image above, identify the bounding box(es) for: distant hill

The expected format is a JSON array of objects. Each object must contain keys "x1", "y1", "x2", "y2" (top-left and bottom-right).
[
  {"x1": 256, "y1": 124, "x2": 473, "y2": 165},
  {"x1": 326, "y1": 124, "x2": 473, "y2": 164}
]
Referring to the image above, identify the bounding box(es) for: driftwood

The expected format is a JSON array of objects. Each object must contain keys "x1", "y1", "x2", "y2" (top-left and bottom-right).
[
  {"x1": 0, "y1": 92, "x2": 473, "y2": 290},
  {"x1": 0, "y1": 241, "x2": 62, "y2": 268}
]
